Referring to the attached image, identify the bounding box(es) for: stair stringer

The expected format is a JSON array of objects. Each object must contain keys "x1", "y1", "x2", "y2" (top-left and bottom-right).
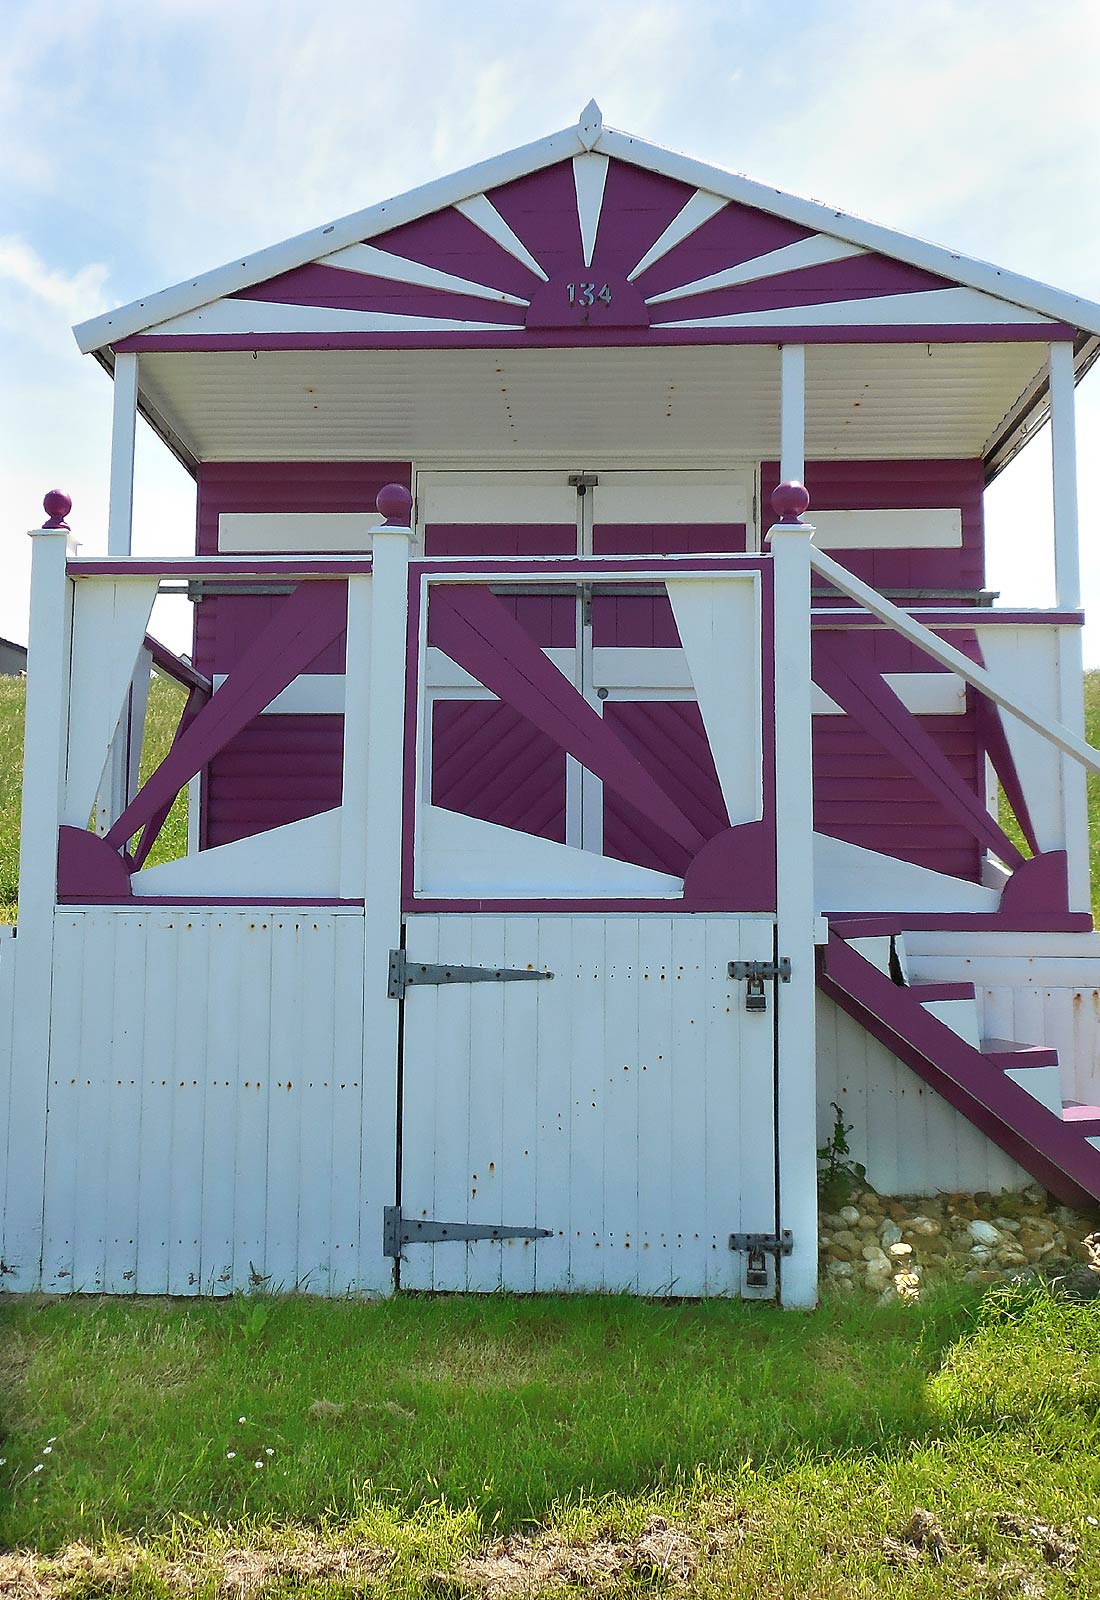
[{"x1": 817, "y1": 934, "x2": 1100, "y2": 1210}]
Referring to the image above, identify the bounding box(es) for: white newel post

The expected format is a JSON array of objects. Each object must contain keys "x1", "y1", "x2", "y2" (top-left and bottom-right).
[
  {"x1": 766, "y1": 481, "x2": 818, "y2": 1309},
  {"x1": 357, "y1": 484, "x2": 413, "y2": 1292},
  {"x1": 4, "y1": 493, "x2": 75, "y2": 1285},
  {"x1": 1048, "y1": 343, "x2": 1090, "y2": 911},
  {"x1": 97, "y1": 354, "x2": 141, "y2": 831}
]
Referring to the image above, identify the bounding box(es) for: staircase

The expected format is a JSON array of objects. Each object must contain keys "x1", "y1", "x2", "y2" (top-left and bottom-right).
[{"x1": 818, "y1": 929, "x2": 1100, "y2": 1210}]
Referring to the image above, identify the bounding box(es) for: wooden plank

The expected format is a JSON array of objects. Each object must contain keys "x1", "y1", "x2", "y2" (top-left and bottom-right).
[
  {"x1": 532, "y1": 917, "x2": 573, "y2": 1293},
  {"x1": 500, "y1": 916, "x2": 541, "y2": 1292},
  {"x1": 71, "y1": 912, "x2": 116, "y2": 1293},
  {"x1": 728, "y1": 918, "x2": 773, "y2": 1297},
  {"x1": 232, "y1": 917, "x2": 273, "y2": 1289},
  {"x1": 135, "y1": 916, "x2": 178, "y2": 1293},
  {"x1": 635, "y1": 918, "x2": 675, "y2": 1295},
  {"x1": 567, "y1": 919, "x2": 607, "y2": 1289},
  {"x1": 41, "y1": 915, "x2": 83, "y2": 1291},
  {"x1": 330, "y1": 915, "x2": 365, "y2": 1292},
  {"x1": 296, "y1": 916, "x2": 337, "y2": 1294},
  {"x1": 264, "y1": 917, "x2": 305, "y2": 1290},
  {"x1": 464, "y1": 916, "x2": 507, "y2": 1292},
  {"x1": 600, "y1": 917, "x2": 641, "y2": 1290},
  {"x1": 668, "y1": 918, "x2": 709, "y2": 1296},
  {"x1": 199, "y1": 915, "x2": 240, "y2": 1294},
  {"x1": 399, "y1": 916, "x2": 443, "y2": 1292}
]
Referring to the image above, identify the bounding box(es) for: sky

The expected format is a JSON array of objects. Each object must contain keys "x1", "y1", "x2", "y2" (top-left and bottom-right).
[{"x1": 2, "y1": 0, "x2": 1100, "y2": 655}]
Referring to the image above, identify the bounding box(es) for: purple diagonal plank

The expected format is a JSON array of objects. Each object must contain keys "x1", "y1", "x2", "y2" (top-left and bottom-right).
[
  {"x1": 105, "y1": 581, "x2": 348, "y2": 854},
  {"x1": 129, "y1": 684, "x2": 210, "y2": 868},
  {"x1": 428, "y1": 584, "x2": 706, "y2": 854},
  {"x1": 970, "y1": 686, "x2": 1041, "y2": 858},
  {"x1": 812, "y1": 632, "x2": 1025, "y2": 871}
]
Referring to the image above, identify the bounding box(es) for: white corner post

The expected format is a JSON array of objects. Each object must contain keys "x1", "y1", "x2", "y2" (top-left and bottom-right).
[
  {"x1": 5, "y1": 517, "x2": 75, "y2": 1285},
  {"x1": 1048, "y1": 342, "x2": 1090, "y2": 911},
  {"x1": 779, "y1": 344, "x2": 806, "y2": 486},
  {"x1": 107, "y1": 353, "x2": 138, "y2": 558},
  {"x1": 1048, "y1": 342, "x2": 1080, "y2": 612},
  {"x1": 357, "y1": 514, "x2": 412, "y2": 1294},
  {"x1": 766, "y1": 506, "x2": 818, "y2": 1308}
]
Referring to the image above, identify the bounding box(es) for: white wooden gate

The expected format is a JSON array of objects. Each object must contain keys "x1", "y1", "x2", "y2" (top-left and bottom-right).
[{"x1": 396, "y1": 913, "x2": 781, "y2": 1297}]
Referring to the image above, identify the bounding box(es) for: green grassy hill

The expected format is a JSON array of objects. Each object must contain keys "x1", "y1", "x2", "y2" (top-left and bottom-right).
[{"x1": 1, "y1": 673, "x2": 1099, "y2": 923}]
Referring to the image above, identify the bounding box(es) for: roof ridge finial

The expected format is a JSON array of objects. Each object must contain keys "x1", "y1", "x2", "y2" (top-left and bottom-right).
[{"x1": 577, "y1": 99, "x2": 603, "y2": 150}]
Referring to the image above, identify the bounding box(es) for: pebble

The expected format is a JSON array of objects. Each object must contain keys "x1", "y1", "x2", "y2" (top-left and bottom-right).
[
  {"x1": 818, "y1": 1186, "x2": 1099, "y2": 1296},
  {"x1": 968, "y1": 1219, "x2": 1002, "y2": 1246}
]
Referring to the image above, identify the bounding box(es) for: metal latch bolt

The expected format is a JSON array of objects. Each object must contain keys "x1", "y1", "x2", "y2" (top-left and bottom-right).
[
  {"x1": 729, "y1": 1230, "x2": 793, "y2": 1288},
  {"x1": 728, "y1": 957, "x2": 791, "y2": 1013}
]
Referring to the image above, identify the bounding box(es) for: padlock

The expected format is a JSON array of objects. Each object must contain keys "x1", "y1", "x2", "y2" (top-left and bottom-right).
[{"x1": 745, "y1": 973, "x2": 767, "y2": 1013}]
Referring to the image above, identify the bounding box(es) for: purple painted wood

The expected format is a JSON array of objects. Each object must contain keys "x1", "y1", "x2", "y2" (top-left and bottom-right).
[
  {"x1": 144, "y1": 634, "x2": 212, "y2": 695},
  {"x1": 233, "y1": 263, "x2": 526, "y2": 327},
  {"x1": 42, "y1": 490, "x2": 72, "y2": 529},
  {"x1": 119, "y1": 323, "x2": 1071, "y2": 353},
  {"x1": 601, "y1": 700, "x2": 726, "y2": 873},
  {"x1": 130, "y1": 684, "x2": 208, "y2": 869},
  {"x1": 427, "y1": 583, "x2": 706, "y2": 854},
  {"x1": 195, "y1": 460, "x2": 409, "y2": 555},
  {"x1": 205, "y1": 715, "x2": 343, "y2": 846},
  {"x1": 653, "y1": 252, "x2": 955, "y2": 325},
  {"x1": 424, "y1": 521, "x2": 577, "y2": 648},
  {"x1": 591, "y1": 521, "x2": 747, "y2": 646},
  {"x1": 105, "y1": 581, "x2": 348, "y2": 854},
  {"x1": 971, "y1": 690, "x2": 1041, "y2": 857},
  {"x1": 811, "y1": 629, "x2": 1025, "y2": 869},
  {"x1": 591, "y1": 159, "x2": 696, "y2": 274},
  {"x1": 432, "y1": 701, "x2": 567, "y2": 842},
  {"x1": 818, "y1": 932, "x2": 1100, "y2": 1209},
  {"x1": 485, "y1": 161, "x2": 584, "y2": 282},
  {"x1": 372, "y1": 205, "x2": 544, "y2": 297}
]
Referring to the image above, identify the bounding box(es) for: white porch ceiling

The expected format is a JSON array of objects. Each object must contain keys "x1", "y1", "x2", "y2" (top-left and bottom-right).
[{"x1": 135, "y1": 341, "x2": 1047, "y2": 467}]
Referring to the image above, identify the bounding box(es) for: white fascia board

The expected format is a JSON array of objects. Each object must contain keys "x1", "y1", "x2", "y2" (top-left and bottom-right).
[
  {"x1": 72, "y1": 124, "x2": 586, "y2": 354},
  {"x1": 595, "y1": 126, "x2": 1100, "y2": 336}
]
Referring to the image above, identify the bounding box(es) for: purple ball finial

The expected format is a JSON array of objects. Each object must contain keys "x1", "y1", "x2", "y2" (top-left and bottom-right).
[
  {"x1": 42, "y1": 490, "x2": 72, "y2": 530},
  {"x1": 376, "y1": 482, "x2": 413, "y2": 527},
  {"x1": 771, "y1": 480, "x2": 810, "y2": 524}
]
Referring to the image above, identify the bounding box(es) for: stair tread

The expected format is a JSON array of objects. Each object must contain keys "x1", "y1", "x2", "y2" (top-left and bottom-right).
[
  {"x1": 981, "y1": 1037, "x2": 1059, "y2": 1067},
  {"x1": 910, "y1": 981, "x2": 977, "y2": 1002},
  {"x1": 1062, "y1": 1102, "x2": 1100, "y2": 1125}
]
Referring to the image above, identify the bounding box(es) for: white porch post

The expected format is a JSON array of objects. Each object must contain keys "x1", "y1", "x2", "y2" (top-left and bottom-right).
[
  {"x1": 1048, "y1": 342, "x2": 1080, "y2": 611},
  {"x1": 780, "y1": 344, "x2": 806, "y2": 485},
  {"x1": 766, "y1": 482, "x2": 818, "y2": 1309},
  {"x1": 4, "y1": 494, "x2": 75, "y2": 1286},
  {"x1": 1048, "y1": 343, "x2": 1089, "y2": 910},
  {"x1": 107, "y1": 353, "x2": 138, "y2": 558},
  {"x1": 357, "y1": 484, "x2": 413, "y2": 1293}
]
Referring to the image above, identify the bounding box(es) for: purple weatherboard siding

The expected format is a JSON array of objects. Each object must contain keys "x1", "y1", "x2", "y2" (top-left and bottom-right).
[{"x1": 194, "y1": 460, "x2": 408, "y2": 847}]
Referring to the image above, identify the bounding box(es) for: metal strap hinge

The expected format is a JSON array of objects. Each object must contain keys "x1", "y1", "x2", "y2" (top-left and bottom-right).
[
  {"x1": 388, "y1": 949, "x2": 553, "y2": 1001},
  {"x1": 383, "y1": 1206, "x2": 552, "y2": 1259}
]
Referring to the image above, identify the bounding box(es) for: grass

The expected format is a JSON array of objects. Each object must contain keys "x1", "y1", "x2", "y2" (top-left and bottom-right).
[
  {"x1": 0, "y1": 672, "x2": 187, "y2": 922},
  {"x1": 1, "y1": 1285, "x2": 1100, "y2": 1594}
]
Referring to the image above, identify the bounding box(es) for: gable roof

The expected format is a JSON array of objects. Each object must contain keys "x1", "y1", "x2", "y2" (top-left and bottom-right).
[{"x1": 73, "y1": 102, "x2": 1100, "y2": 354}]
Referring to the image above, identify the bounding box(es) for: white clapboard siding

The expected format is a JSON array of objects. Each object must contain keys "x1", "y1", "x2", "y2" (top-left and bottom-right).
[
  {"x1": 40, "y1": 909, "x2": 388, "y2": 1295},
  {"x1": 815, "y1": 993, "x2": 1030, "y2": 1196},
  {"x1": 399, "y1": 914, "x2": 778, "y2": 1297}
]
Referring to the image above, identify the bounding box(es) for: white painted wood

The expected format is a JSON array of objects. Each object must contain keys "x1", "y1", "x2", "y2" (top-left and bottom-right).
[
  {"x1": 8, "y1": 528, "x2": 73, "y2": 1288},
  {"x1": 664, "y1": 286, "x2": 1056, "y2": 330},
  {"x1": 810, "y1": 548, "x2": 1100, "y2": 777},
  {"x1": 426, "y1": 645, "x2": 574, "y2": 690},
  {"x1": 975, "y1": 625, "x2": 1066, "y2": 855},
  {"x1": 814, "y1": 833, "x2": 999, "y2": 914},
  {"x1": 780, "y1": 344, "x2": 805, "y2": 484},
  {"x1": 360, "y1": 525, "x2": 413, "y2": 1293},
  {"x1": 766, "y1": 516, "x2": 818, "y2": 1307},
  {"x1": 218, "y1": 512, "x2": 381, "y2": 552},
  {"x1": 572, "y1": 153, "x2": 609, "y2": 268},
  {"x1": 211, "y1": 672, "x2": 347, "y2": 715},
  {"x1": 132, "y1": 807, "x2": 342, "y2": 897},
  {"x1": 589, "y1": 469, "x2": 750, "y2": 524},
  {"x1": 416, "y1": 469, "x2": 576, "y2": 527},
  {"x1": 150, "y1": 299, "x2": 524, "y2": 337},
  {"x1": 417, "y1": 805, "x2": 683, "y2": 898},
  {"x1": 667, "y1": 576, "x2": 763, "y2": 825},
  {"x1": 1004, "y1": 1063, "x2": 1064, "y2": 1116},
  {"x1": 646, "y1": 236, "x2": 866, "y2": 304},
  {"x1": 845, "y1": 936, "x2": 895, "y2": 976},
  {"x1": 455, "y1": 193, "x2": 549, "y2": 281},
  {"x1": 400, "y1": 914, "x2": 777, "y2": 1296},
  {"x1": 319, "y1": 241, "x2": 530, "y2": 306},
  {"x1": 816, "y1": 993, "x2": 1031, "y2": 1196},
  {"x1": 32, "y1": 909, "x2": 372, "y2": 1295},
  {"x1": 810, "y1": 507, "x2": 963, "y2": 549},
  {"x1": 918, "y1": 995, "x2": 982, "y2": 1048},
  {"x1": 1049, "y1": 342, "x2": 1081, "y2": 610},
  {"x1": 63, "y1": 578, "x2": 159, "y2": 826},
  {"x1": 107, "y1": 353, "x2": 138, "y2": 558},
  {"x1": 0, "y1": 929, "x2": 17, "y2": 1283},
  {"x1": 814, "y1": 672, "x2": 966, "y2": 715},
  {"x1": 627, "y1": 190, "x2": 729, "y2": 280},
  {"x1": 1055, "y1": 622, "x2": 1091, "y2": 914}
]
